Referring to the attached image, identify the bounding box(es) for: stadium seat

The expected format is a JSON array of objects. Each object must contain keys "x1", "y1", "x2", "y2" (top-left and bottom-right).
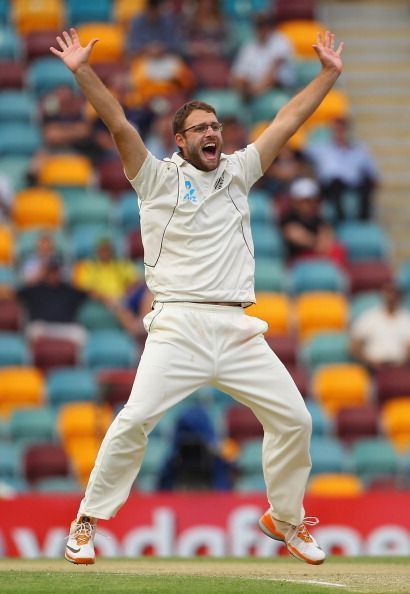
[
  {"x1": 0, "y1": 442, "x2": 23, "y2": 479},
  {"x1": 0, "y1": 265, "x2": 16, "y2": 290},
  {"x1": 251, "y1": 222, "x2": 284, "y2": 259},
  {"x1": 38, "y1": 154, "x2": 93, "y2": 187},
  {"x1": 349, "y1": 437, "x2": 400, "y2": 487},
  {"x1": 76, "y1": 23, "x2": 124, "y2": 63},
  {"x1": 64, "y1": 190, "x2": 112, "y2": 229},
  {"x1": 24, "y1": 30, "x2": 60, "y2": 62},
  {"x1": 312, "y1": 363, "x2": 371, "y2": 416},
  {"x1": 335, "y1": 404, "x2": 379, "y2": 445},
  {"x1": 0, "y1": 296, "x2": 22, "y2": 330},
  {"x1": 10, "y1": 406, "x2": 57, "y2": 444},
  {"x1": 289, "y1": 259, "x2": 348, "y2": 295},
  {"x1": 237, "y1": 437, "x2": 262, "y2": 476},
  {"x1": 0, "y1": 122, "x2": 42, "y2": 156},
  {"x1": 248, "y1": 189, "x2": 276, "y2": 224},
  {"x1": 70, "y1": 224, "x2": 121, "y2": 260},
  {"x1": 398, "y1": 260, "x2": 410, "y2": 293},
  {"x1": 277, "y1": 20, "x2": 327, "y2": 58},
  {"x1": 47, "y1": 368, "x2": 99, "y2": 408},
  {"x1": 138, "y1": 435, "x2": 169, "y2": 478},
  {"x1": 98, "y1": 368, "x2": 135, "y2": 409},
  {"x1": 34, "y1": 476, "x2": 81, "y2": 492},
  {"x1": 0, "y1": 366, "x2": 44, "y2": 417},
  {"x1": 97, "y1": 158, "x2": 133, "y2": 194},
  {"x1": 114, "y1": 0, "x2": 146, "y2": 23},
  {"x1": 65, "y1": 435, "x2": 102, "y2": 485},
  {"x1": 306, "y1": 400, "x2": 332, "y2": 437},
  {"x1": 127, "y1": 228, "x2": 144, "y2": 260},
  {"x1": 337, "y1": 222, "x2": 390, "y2": 262},
  {"x1": 117, "y1": 191, "x2": 140, "y2": 233},
  {"x1": 347, "y1": 260, "x2": 393, "y2": 295},
  {"x1": 226, "y1": 404, "x2": 263, "y2": 444},
  {"x1": 0, "y1": 226, "x2": 13, "y2": 265},
  {"x1": 295, "y1": 291, "x2": 349, "y2": 340},
  {"x1": 307, "y1": 473, "x2": 364, "y2": 496},
  {"x1": 13, "y1": 0, "x2": 64, "y2": 35},
  {"x1": 287, "y1": 363, "x2": 309, "y2": 397},
  {"x1": 294, "y1": 59, "x2": 322, "y2": 88},
  {"x1": 12, "y1": 187, "x2": 64, "y2": 230},
  {"x1": 375, "y1": 365, "x2": 410, "y2": 405},
  {"x1": 234, "y1": 473, "x2": 266, "y2": 492},
  {"x1": 222, "y1": 0, "x2": 270, "y2": 19},
  {"x1": 250, "y1": 89, "x2": 291, "y2": 123},
  {"x1": 27, "y1": 57, "x2": 77, "y2": 96},
  {"x1": 15, "y1": 228, "x2": 67, "y2": 264},
  {"x1": 254, "y1": 258, "x2": 287, "y2": 292},
  {"x1": 0, "y1": 61, "x2": 25, "y2": 89},
  {"x1": 0, "y1": 332, "x2": 29, "y2": 366},
  {"x1": 0, "y1": 90, "x2": 37, "y2": 123},
  {"x1": 67, "y1": 0, "x2": 113, "y2": 25},
  {"x1": 190, "y1": 56, "x2": 231, "y2": 89},
  {"x1": 194, "y1": 89, "x2": 246, "y2": 120},
  {"x1": 30, "y1": 336, "x2": 79, "y2": 371},
  {"x1": 246, "y1": 292, "x2": 292, "y2": 335},
  {"x1": 381, "y1": 397, "x2": 410, "y2": 452},
  {"x1": 0, "y1": 25, "x2": 22, "y2": 59},
  {"x1": 75, "y1": 299, "x2": 121, "y2": 331},
  {"x1": 300, "y1": 331, "x2": 352, "y2": 370},
  {"x1": 24, "y1": 443, "x2": 69, "y2": 485},
  {"x1": 265, "y1": 333, "x2": 298, "y2": 366},
  {"x1": 306, "y1": 89, "x2": 349, "y2": 127},
  {"x1": 0, "y1": 155, "x2": 31, "y2": 192},
  {"x1": 349, "y1": 291, "x2": 382, "y2": 322},
  {"x1": 310, "y1": 435, "x2": 347, "y2": 474},
  {"x1": 83, "y1": 329, "x2": 139, "y2": 369}
]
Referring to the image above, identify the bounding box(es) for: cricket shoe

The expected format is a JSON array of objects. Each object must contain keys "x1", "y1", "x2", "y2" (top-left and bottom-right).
[
  {"x1": 258, "y1": 510, "x2": 326, "y2": 565},
  {"x1": 65, "y1": 516, "x2": 96, "y2": 565}
]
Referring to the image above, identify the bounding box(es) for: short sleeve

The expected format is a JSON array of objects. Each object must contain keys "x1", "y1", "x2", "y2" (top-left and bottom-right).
[
  {"x1": 125, "y1": 151, "x2": 163, "y2": 202},
  {"x1": 229, "y1": 144, "x2": 263, "y2": 193}
]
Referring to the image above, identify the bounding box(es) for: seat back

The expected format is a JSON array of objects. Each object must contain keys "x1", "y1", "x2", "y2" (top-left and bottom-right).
[
  {"x1": 246, "y1": 292, "x2": 292, "y2": 335},
  {"x1": 296, "y1": 291, "x2": 348, "y2": 340},
  {"x1": 312, "y1": 363, "x2": 371, "y2": 416}
]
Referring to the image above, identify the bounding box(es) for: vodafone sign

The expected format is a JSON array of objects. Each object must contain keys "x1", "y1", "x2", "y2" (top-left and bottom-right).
[{"x1": 0, "y1": 492, "x2": 409, "y2": 557}]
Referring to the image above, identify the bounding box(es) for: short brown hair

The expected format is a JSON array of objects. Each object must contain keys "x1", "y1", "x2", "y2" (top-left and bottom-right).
[{"x1": 172, "y1": 100, "x2": 216, "y2": 134}]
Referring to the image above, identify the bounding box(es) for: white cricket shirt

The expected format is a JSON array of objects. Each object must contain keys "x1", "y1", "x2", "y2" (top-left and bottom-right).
[{"x1": 128, "y1": 144, "x2": 263, "y2": 305}]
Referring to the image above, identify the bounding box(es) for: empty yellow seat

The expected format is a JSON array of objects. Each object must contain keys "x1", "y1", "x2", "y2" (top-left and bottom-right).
[
  {"x1": 312, "y1": 363, "x2": 371, "y2": 416},
  {"x1": 0, "y1": 226, "x2": 14, "y2": 265},
  {"x1": 246, "y1": 292, "x2": 292, "y2": 335},
  {"x1": 64, "y1": 436, "x2": 102, "y2": 486},
  {"x1": 38, "y1": 154, "x2": 94, "y2": 187},
  {"x1": 0, "y1": 366, "x2": 44, "y2": 418},
  {"x1": 114, "y1": 0, "x2": 146, "y2": 23},
  {"x1": 58, "y1": 401, "x2": 113, "y2": 447},
  {"x1": 306, "y1": 89, "x2": 349, "y2": 127},
  {"x1": 308, "y1": 473, "x2": 364, "y2": 496},
  {"x1": 13, "y1": 0, "x2": 64, "y2": 35},
  {"x1": 296, "y1": 291, "x2": 348, "y2": 341},
  {"x1": 12, "y1": 187, "x2": 63, "y2": 230},
  {"x1": 77, "y1": 23, "x2": 125, "y2": 63},
  {"x1": 382, "y1": 397, "x2": 410, "y2": 452},
  {"x1": 278, "y1": 20, "x2": 327, "y2": 58}
]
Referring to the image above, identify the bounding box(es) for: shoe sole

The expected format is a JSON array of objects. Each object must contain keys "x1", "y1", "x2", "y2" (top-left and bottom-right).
[
  {"x1": 258, "y1": 515, "x2": 325, "y2": 566},
  {"x1": 65, "y1": 551, "x2": 95, "y2": 565}
]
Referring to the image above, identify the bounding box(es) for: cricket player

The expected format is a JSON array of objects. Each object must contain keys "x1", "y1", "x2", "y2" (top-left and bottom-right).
[{"x1": 50, "y1": 27, "x2": 344, "y2": 566}]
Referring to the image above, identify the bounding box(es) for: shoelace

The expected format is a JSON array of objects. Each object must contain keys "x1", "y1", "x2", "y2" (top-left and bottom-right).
[
  {"x1": 73, "y1": 521, "x2": 95, "y2": 546},
  {"x1": 295, "y1": 517, "x2": 319, "y2": 543}
]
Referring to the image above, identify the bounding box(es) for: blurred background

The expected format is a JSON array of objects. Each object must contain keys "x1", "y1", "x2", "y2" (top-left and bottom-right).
[{"x1": 0, "y1": 0, "x2": 410, "y2": 558}]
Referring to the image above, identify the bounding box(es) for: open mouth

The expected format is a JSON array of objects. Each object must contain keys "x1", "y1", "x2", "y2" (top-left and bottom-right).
[{"x1": 202, "y1": 142, "x2": 217, "y2": 160}]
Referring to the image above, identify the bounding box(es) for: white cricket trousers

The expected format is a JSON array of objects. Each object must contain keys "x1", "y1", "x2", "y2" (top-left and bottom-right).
[{"x1": 79, "y1": 302, "x2": 312, "y2": 525}]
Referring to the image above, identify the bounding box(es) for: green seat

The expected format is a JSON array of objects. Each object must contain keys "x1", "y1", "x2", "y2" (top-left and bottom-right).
[
  {"x1": 16, "y1": 229, "x2": 68, "y2": 264},
  {"x1": 289, "y1": 259, "x2": 348, "y2": 295},
  {"x1": 349, "y1": 438, "x2": 399, "y2": 485},
  {"x1": 0, "y1": 332, "x2": 29, "y2": 366},
  {"x1": 28, "y1": 57, "x2": 77, "y2": 96},
  {"x1": 294, "y1": 59, "x2": 321, "y2": 88},
  {"x1": 47, "y1": 368, "x2": 99, "y2": 407},
  {"x1": 117, "y1": 191, "x2": 140, "y2": 232},
  {"x1": 300, "y1": 331, "x2": 352, "y2": 370},
  {"x1": 254, "y1": 258, "x2": 286, "y2": 292},
  {"x1": 139, "y1": 435, "x2": 169, "y2": 476},
  {"x1": 0, "y1": 266, "x2": 16, "y2": 288},
  {"x1": 0, "y1": 442, "x2": 23, "y2": 478},
  {"x1": 34, "y1": 476, "x2": 81, "y2": 492},
  {"x1": 0, "y1": 25, "x2": 22, "y2": 60},
  {"x1": 237, "y1": 438, "x2": 262, "y2": 474},
  {"x1": 0, "y1": 90, "x2": 37, "y2": 123},
  {"x1": 306, "y1": 401, "x2": 332, "y2": 436},
  {"x1": 251, "y1": 222, "x2": 284, "y2": 259},
  {"x1": 0, "y1": 122, "x2": 42, "y2": 156},
  {"x1": 76, "y1": 299, "x2": 121, "y2": 330},
  {"x1": 65, "y1": 191, "x2": 113, "y2": 228},
  {"x1": 0, "y1": 156, "x2": 31, "y2": 192},
  {"x1": 10, "y1": 406, "x2": 57, "y2": 443},
  {"x1": 234, "y1": 473, "x2": 266, "y2": 492},
  {"x1": 70, "y1": 223, "x2": 123, "y2": 260},
  {"x1": 250, "y1": 89, "x2": 291, "y2": 123},
  {"x1": 337, "y1": 222, "x2": 390, "y2": 262},
  {"x1": 310, "y1": 435, "x2": 346, "y2": 475},
  {"x1": 350, "y1": 291, "x2": 382, "y2": 322},
  {"x1": 83, "y1": 329, "x2": 139, "y2": 369},
  {"x1": 194, "y1": 89, "x2": 246, "y2": 120},
  {"x1": 248, "y1": 189, "x2": 275, "y2": 224}
]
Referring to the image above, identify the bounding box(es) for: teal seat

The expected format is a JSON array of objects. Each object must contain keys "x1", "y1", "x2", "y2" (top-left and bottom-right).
[
  {"x1": 306, "y1": 125, "x2": 332, "y2": 146},
  {"x1": 65, "y1": 190, "x2": 113, "y2": 228},
  {"x1": 306, "y1": 401, "x2": 332, "y2": 436},
  {"x1": 0, "y1": 1, "x2": 9, "y2": 24},
  {"x1": 289, "y1": 259, "x2": 348, "y2": 295},
  {"x1": 0, "y1": 442, "x2": 23, "y2": 478},
  {"x1": 349, "y1": 438, "x2": 399, "y2": 485},
  {"x1": 67, "y1": 0, "x2": 112, "y2": 25},
  {"x1": 0, "y1": 332, "x2": 29, "y2": 366},
  {"x1": 350, "y1": 291, "x2": 382, "y2": 322},
  {"x1": 34, "y1": 476, "x2": 81, "y2": 492},
  {"x1": 398, "y1": 260, "x2": 410, "y2": 293},
  {"x1": 337, "y1": 222, "x2": 390, "y2": 262},
  {"x1": 251, "y1": 222, "x2": 284, "y2": 259},
  {"x1": 254, "y1": 258, "x2": 286, "y2": 292},
  {"x1": 47, "y1": 368, "x2": 99, "y2": 407},
  {"x1": 0, "y1": 122, "x2": 42, "y2": 156},
  {"x1": 117, "y1": 191, "x2": 140, "y2": 232},
  {"x1": 222, "y1": 0, "x2": 270, "y2": 18},
  {"x1": 194, "y1": 89, "x2": 246, "y2": 120},
  {"x1": 248, "y1": 189, "x2": 275, "y2": 224},
  {"x1": 250, "y1": 89, "x2": 291, "y2": 123},
  {"x1": 300, "y1": 331, "x2": 352, "y2": 370},
  {"x1": 70, "y1": 223, "x2": 122, "y2": 260},
  {"x1": 0, "y1": 265, "x2": 16, "y2": 288},
  {"x1": 234, "y1": 473, "x2": 266, "y2": 492},
  {"x1": 16, "y1": 229, "x2": 67, "y2": 264},
  {"x1": 0, "y1": 90, "x2": 37, "y2": 123},
  {"x1": 310, "y1": 435, "x2": 346, "y2": 474},
  {"x1": 237, "y1": 438, "x2": 262, "y2": 474},
  {"x1": 28, "y1": 57, "x2": 77, "y2": 96},
  {"x1": 10, "y1": 406, "x2": 57, "y2": 443},
  {"x1": 0, "y1": 156, "x2": 31, "y2": 192},
  {"x1": 0, "y1": 25, "x2": 22, "y2": 60},
  {"x1": 75, "y1": 299, "x2": 121, "y2": 331},
  {"x1": 294, "y1": 59, "x2": 321, "y2": 88},
  {"x1": 139, "y1": 435, "x2": 169, "y2": 476},
  {"x1": 83, "y1": 329, "x2": 139, "y2": 369}
]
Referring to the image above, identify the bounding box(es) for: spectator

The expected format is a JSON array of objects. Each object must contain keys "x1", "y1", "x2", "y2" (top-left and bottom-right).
[
  {"x1": 146, "y1": 111, "x2": 177, "y2": 159},
  {"x1": 280, "y1": 177, "x2": 347, "y2": 267},
  {"x1": 20, "y1": 232, "x2": 67, "y2": 285},
  {"x1": 127, "y1": 0, "x2": 182, "y2": 56},
  {"x1": 74, "y1": 238, "x2": 140, "y2": 305},
  {"x1": 306, "y1": 116, "x2": 379, "y2": 220},
  {"x1": 350, "y1": 281, "x2": 410, "y2": 371},
  {"x1": 221, "y1": 116, "x2": 248, "y2": 154},
  {"x1": 182, "y1": 0, "x2": 229, "y2": 59},
  {"x1": 108, "y1": 281, "x2": 153, "y2": 348},
  {"x1": 231, "y1": 13, "x2": 295, "y2": 100},
  {"x1": 17, "y1": 255, "x2": 88, "y2": 347},
  {"x1": 259, "y1": 144, "x2": 312, "y2": 198}
]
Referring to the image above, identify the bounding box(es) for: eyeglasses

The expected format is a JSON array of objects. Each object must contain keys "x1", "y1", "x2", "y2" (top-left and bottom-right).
[{"x1": 181, "y1": 122, "x2": 224, "y2": 134}]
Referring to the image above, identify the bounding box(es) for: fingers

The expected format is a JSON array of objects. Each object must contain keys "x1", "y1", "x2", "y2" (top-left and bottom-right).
[
  {"x1": 336, "y1": 41, "x2": 344, "y2": 56},
  {"x1": 49, "y1": 46, "x2": 62, "y2": 56},
  {"x1": 70, "y1": 27, "x2": 79, "y2": 43},
  {"x1": 86, "y1": 38, "x2": 99, "y2": 51},
  {"x1": 62, "y1": 30, "x2": 72, "y2": 46},
  {"x1": 56, "y1": 35, "x2": 67, "y2": 51}
]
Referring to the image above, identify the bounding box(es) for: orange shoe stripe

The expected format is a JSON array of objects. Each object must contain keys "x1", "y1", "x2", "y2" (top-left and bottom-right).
[{"x1": 260, "y1": 512, "x2": 286, "y2": 542}]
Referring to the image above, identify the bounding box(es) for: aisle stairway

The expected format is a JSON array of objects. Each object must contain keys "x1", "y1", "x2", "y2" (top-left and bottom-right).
[{"x1": 318, "y1": 0, "x2": 410, "y2": 264}]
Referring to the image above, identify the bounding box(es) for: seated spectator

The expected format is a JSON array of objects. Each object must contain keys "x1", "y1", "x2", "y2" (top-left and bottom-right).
[
  {"x1": 127, "y1": 0, "x2": 182, "y2": 56},
  {"x1": 146, "y1": 110, "x2": 177, "y2": 159},
  {"x1": 75, "y1": 238, "x2": 140, "y2": 306},
  {"x1": 280, "y1": 177, "x2": 347, "y2": 267},
  {"x1": 259, "y1": 144, "x2": 312, "y2": 199},
  {"x1": 231, "y1": 13, "x2": 295, "y2": 100},
  {"x1": 17, "y1": 255, "x2": 88, "y2": 347},
  {"x1": 221, "y1": 116, "x2": 248, "y2": 154},
  {"x1": 107, "y1": 281, "x2": 154, "y2": 348},
  {"x1": 350, "y1": 281, "x2": 410, "y2": 371},
  {"x1": 20, "y1": 232, "x2": 68, "y2": 285},
  {"x1": 306, "y1": 116, "x2": 379, "y2": 220},
  {"x1": 182, "y1": 0, "x2": 229, "y2": 59}
]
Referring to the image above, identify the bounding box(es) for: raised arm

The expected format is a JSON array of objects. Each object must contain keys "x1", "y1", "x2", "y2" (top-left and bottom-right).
[
  {"x1": 50, "y1": 28, "x2": 147, "y2": 180},
  {"x1": 254, "y1": 31, "x2": 344, "y2": 172}
]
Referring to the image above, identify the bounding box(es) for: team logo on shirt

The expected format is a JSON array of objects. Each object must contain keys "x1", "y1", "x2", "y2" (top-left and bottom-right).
[
  {"x1": 214, "y1": 173, "x2": 225, "y2": 190},
  {"x1": 183, "y1": 180, "x2": 198, "y2": 203}
]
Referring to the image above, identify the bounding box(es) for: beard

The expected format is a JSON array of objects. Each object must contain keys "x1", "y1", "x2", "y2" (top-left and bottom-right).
[{"x1": 182, "y1": 139, "x2": 222, "y2": 171}]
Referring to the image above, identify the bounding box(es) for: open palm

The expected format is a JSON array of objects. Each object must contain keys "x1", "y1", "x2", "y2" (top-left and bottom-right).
[
  {"x1": 313, "y1": 31, "x2": 344, "y2": 74},
  {"x1": 50, "y1": 28, "x2": 98, "y2": 73}
]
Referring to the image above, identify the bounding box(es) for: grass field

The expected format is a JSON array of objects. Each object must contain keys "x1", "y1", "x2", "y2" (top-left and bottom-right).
[{"x1": 1, "y1": 557, "x2": 409, "y2": 594}]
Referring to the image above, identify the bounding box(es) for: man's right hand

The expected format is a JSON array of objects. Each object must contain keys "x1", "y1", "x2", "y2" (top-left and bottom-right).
[{"x1": 50, "y1": 28, "x2": 98, "y2": 73}]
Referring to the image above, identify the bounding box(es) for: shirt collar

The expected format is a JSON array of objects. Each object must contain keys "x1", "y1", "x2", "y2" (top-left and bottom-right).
[{"x1": 169, "y1": 152, "x2": 228, "y2": 168}]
